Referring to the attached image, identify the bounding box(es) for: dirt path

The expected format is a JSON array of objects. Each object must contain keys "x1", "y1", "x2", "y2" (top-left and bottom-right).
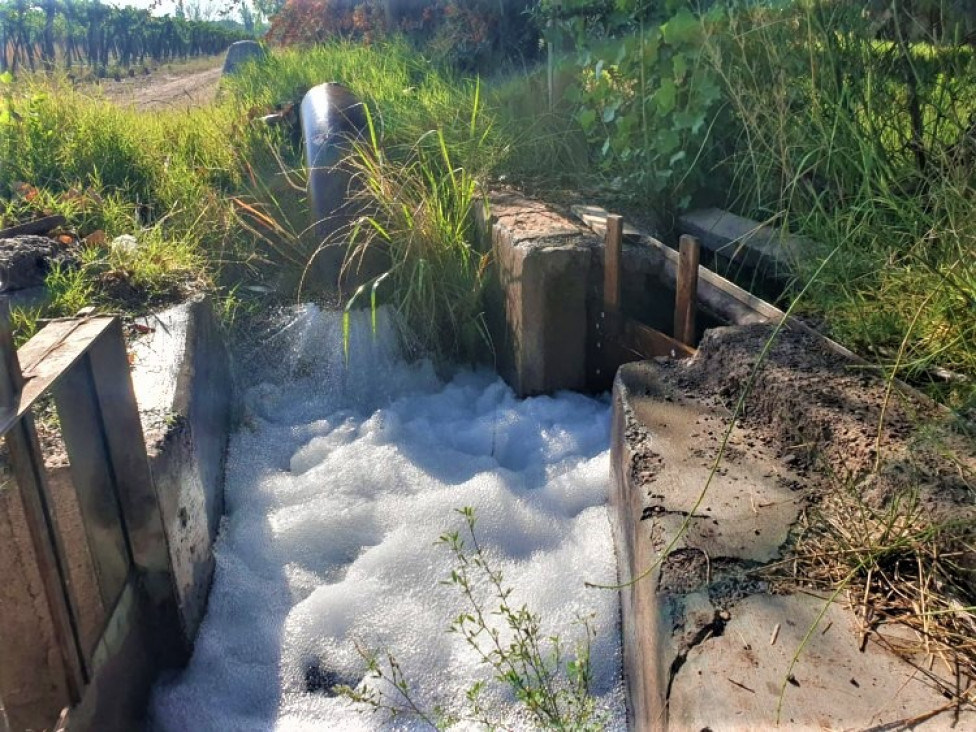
[{"x1": 96, "y1": 57, "x2": 223, "y2": 111}]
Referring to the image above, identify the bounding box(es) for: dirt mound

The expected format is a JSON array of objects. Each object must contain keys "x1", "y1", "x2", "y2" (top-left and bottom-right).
[{"x1": 661, "y1": 324, "x2": 976, "y2": 512}]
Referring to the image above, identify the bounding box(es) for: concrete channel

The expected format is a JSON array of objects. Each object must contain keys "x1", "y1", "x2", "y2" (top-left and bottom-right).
[
  {"x1": 479, "y1": 192, "x2": 976, "y2": 729},
  {"x1": 2, "y1": 65, "x2": 972, "y2": 729}
]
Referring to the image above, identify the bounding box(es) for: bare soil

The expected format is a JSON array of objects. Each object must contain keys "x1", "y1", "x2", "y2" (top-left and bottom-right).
[
  {"x1": 662, "y1": 324, "x2": 976, "y2": 512},
  {"x1": 94, "y1": 57, "x2": 223, "y2": 111}
]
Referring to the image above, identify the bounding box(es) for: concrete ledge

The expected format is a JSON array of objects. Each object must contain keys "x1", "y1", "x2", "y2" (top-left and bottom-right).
[
  {"x1": 611, "y1": 334, "x2": 976, "y2": 730},
  {"x1": 131, "y1": 295, "x2": 233, "y2": 644},
  {"x1": 678, "y1": 208, "x2": 807, "y2": 298}
]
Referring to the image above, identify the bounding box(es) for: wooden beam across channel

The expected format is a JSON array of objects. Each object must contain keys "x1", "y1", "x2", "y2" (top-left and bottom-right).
[{"x1": 0, "y1": 317, "x2": 114, "y2": 438}]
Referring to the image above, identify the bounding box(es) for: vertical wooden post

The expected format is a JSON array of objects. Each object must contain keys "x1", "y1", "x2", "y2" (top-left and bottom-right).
[
  {"x1": 674, "y1": 234, "x2": 701, "y2": 346},
  {"x1": 604, "y1": 214, "x2": 624, "y2": 322},
  {"x1": 87, "y1": 320, "x2": 188, "y2": 666},
  {"x1": 0, "y1": 300, "x2": 86, "y2": 698}
]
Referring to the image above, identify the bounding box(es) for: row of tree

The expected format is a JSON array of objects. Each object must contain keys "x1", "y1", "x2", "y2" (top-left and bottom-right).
[{"x1": 0, "y1": 1, "x2": 251, "y2": 73}]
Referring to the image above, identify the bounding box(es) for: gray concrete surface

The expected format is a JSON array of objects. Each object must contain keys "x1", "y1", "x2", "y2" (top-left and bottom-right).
[
  {"x1": 221, "y1": 40, "x2": 266, "y2": 76},
  {"x1": 611, "y1": 360, "x2": 974, "y2": 730},
  {"x1": 130, "y1": 295, "x2": 233, "y2": 643},
  {"x1": 678, "y1": 208, "x2": 804, "y2": 293}
]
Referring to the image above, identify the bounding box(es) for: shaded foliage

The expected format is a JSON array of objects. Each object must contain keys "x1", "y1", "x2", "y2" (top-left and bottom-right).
[{"x1": 265, "y1": 0, "x2": 541, "y2": 72}]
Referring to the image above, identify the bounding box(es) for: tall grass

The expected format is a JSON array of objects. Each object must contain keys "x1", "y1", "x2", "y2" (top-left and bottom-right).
[
  {"x1": 0, "y1": 73, "x2": 250, "y2": 332},
  {"x1": 342, "y1": 102, "x2": 492, "y2": 364},
  {"x1": 704, "y1": 1, "x2": 976, "y2": 415},
  {"x1": 225, "y1": 40, "x2": 587, "y2": 361}
]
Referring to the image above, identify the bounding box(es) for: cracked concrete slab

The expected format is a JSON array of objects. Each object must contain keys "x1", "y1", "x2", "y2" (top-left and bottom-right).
[
  {"x1": 611, "y1": 357, "x2": 973, "y2": 730},
  {"x1": 671, "y1": 592, "x2": 974, "y2": 730}
]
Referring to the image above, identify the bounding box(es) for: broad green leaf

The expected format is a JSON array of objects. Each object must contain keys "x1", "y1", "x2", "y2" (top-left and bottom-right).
[
  {"x1": 643, "y1": 33, "x2": 660, "y2": 64},
  {"x1": 662, "y1": 9, "x2": 701, "y2": 46},
  {"x1": 654, "y1": 78, "x2": 676, "y2": 115},
  {"x1": 577, "y1": 107, "x2": 597, "y2": 131},
  {"x1": 656, "y1": 128, "x2": 680, "y2": 154},
  {"x1": 673, "y1": 54, "x2": 688, "y2": 83}
]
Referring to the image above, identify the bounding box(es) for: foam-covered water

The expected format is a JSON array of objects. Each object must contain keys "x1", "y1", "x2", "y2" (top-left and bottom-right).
[{"x1": 150, "y1": 306, "x2": 625, "y2": 730}]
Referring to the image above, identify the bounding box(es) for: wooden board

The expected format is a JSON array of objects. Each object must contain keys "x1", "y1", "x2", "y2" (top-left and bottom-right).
[
  {"x1": 0, "y1": 318, "x2": 114, "y2": 438},
  {"x1": 52, "y1": 354, "x2": 132, "y2": 621},
  {"x1": 674, "y1": 235, "x2": 701, "y2": 346}
]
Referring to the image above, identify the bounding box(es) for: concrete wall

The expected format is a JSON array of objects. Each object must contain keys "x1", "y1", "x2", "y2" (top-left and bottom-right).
[
  {"x1": 131, "y1": 295, "x2": 234, "y2": 642},
  {"x1": 0, "y1": 296, "x2": 234, "y2": 731}
]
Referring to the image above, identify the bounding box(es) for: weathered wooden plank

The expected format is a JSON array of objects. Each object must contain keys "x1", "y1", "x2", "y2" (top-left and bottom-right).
[
  {"x1": 86, "y1": 319, "x2": 187, "y2": 666},
  {"x1": 51, "y1": 354, "x2": 132, "y2": 619},
  {"x1": 0, "y1": 215, "x2": 67, "y2": 239},
  {"x1": 622, "y1": 317, "x2": 696, "y2": 360},
  {"x1": 674, "y1": 235, "x2": 701, "y2": 346},
  {"x1": 0, "y1": 302, "x2": 87, "y2": 697},
  {"x1": 604, "y1": 214, "x2": 624, "y2": 317},
  {"x1": 0, "y1": 318, "x2": 113, "y2": 438}
]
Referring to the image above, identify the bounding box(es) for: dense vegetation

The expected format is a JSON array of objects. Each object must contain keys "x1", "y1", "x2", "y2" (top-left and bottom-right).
[
  {"x1": 2, "y1": 0, "x2": 976, "y2": 415},
  {"x1": 0, "y1": 0, "x2": 249, "y2": 72},
  {"x1": 2, "y1": 5, "x2": 975, "y2": 717}
]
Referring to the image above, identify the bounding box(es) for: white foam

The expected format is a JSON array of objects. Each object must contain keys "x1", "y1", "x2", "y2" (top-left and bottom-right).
[{"x1": 150, "y1": 305, "x2": 626, "y2": 730}]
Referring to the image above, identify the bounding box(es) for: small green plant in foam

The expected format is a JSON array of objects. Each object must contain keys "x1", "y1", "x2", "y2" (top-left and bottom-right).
[{"x1": 339, "y1": 507, "x2": 604, "y2": 730}]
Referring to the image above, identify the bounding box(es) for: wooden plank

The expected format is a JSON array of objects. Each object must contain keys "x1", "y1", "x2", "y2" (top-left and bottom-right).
[
  {"x1": 622, "y1": 317, "x2": 696, "y2": 360},
  {"x1": 86, "y1": 319, "x2": 187, "y2": 666},
  {"x1": 0, "y1": 301, "x2": 87, "y2": 697},
  {"x1": 0, "y1": 215, "x2": 67, "y2": 239},
  {"x1": 0, "y1": 318, "x2": 114, "y2": 438},
  {"x1": 51, "y1": 354, "x2": 132, "y2": 618},
  {"x1": 572, "y1": 203, "x2": 784, "y2": 324},
  {"x1": 674, "y1": 235, "x2": 701, "y2": 346},
  {"x1": 603, "y1": 214, "x2": 624, "y2": 317}
]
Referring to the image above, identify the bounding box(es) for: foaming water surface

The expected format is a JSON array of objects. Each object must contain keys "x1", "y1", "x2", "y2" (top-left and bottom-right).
[{"x1": 150, "y1": 306, "x2": 625, "y2": 730}]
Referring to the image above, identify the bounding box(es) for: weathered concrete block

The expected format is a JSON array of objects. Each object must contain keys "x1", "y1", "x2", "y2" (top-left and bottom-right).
[
  {"x1": 130, "y1": 295, "x2": 233, "y2": 643},
  {"x1": 221, "y1": 40, "x2": 266, "y2": 76},
  {"x1": 481, "y1": 192, "x2": 596, "y2": 396}
]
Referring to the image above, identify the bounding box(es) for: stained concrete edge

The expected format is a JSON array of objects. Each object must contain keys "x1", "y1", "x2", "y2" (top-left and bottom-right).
[
  {"x1": 611, "y1": 359, "x2": 975, "y2": 731},
  {"x1": 131, "y1": 294, "x2": 234, "y2": 646},
  {"x1": 478, "y1": 191, "x2": 596, "y2": 396}
]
